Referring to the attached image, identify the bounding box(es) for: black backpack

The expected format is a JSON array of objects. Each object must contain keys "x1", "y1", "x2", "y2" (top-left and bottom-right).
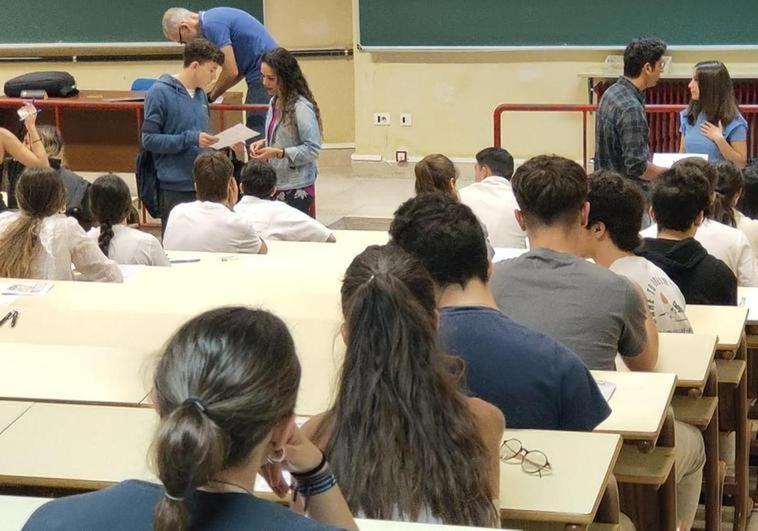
[
  {"x1": 4, "y1": 71, "x2": 79, "y2": 98},
  {"x1": 135, "y1": 149, "x2": 160, "y2": 219}
]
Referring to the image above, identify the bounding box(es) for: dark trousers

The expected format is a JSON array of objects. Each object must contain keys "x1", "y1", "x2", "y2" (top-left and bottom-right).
[
  {"x1": 245, "y1": 81, "x2": 270, "y2": 141},
  {"x1": 159, "y1": 188, "x2": 196, "y2": 237}
]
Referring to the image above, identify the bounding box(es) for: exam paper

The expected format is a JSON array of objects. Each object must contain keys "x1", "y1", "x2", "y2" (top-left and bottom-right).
[
  {"x1": 210, "y1": 123, "x2": 259, "y2": 149},
  {"x1": 652, "y1": 152, "x2": 708, "y2": 169},
  {"x1": 596, "y1": 380, "x2": 616, "y2": 402}
]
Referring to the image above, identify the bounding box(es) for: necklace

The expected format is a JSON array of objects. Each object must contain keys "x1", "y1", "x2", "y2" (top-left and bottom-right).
[{"x1": 207, "y1": 479, "x2": 254, "y2": 496}]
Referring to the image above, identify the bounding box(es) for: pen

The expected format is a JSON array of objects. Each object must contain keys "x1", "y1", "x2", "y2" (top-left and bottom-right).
[
  {"x1": 10, "y1": 310, "x2": 19, "y2": 328},
  {"x1": 169, "y1": 258, "x2": 201, "y2": 264},
  {"x1": 0, "y1": 310, "x2": 12, "y2": 327}
]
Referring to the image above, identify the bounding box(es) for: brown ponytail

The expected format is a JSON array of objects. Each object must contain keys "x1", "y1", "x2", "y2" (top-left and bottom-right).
[
  {"x1": 150, "y1": 307, "x2": 301, "y2": 531},
  {"x1": 712, "y1": 161, "x2": 743, "y2": 228},
  {"x1": 0, "y1": 167, "x2": 65, "y2": 278},
  {"x1": 414, "y1": 154, "x2": 458, "y2": 197}
]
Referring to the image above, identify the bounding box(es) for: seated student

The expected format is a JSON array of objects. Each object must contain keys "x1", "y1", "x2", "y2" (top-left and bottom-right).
[
  {"x1": 234, "y1": 161, "x2": 335, "y2": 242},
  {"x1": 390, "y1": 192, "x2": 610, "y2": 430},
  {"x1": 88, "y1": 174, "x2": 170, "y2": 267},
  {"x1": 7, "y1": 125, "x2": 94, "y2": 230},
  {"x1": 641, "y1": 158, "x2": 756, "y2": 286},
  {"x1": 712, "y1": 161, "x2": 758, "y2": 253},
  {"x1": 490, "y1": 155, "x2": 657, "y2": 372},
  {"x1": 459, "y1": 147, "x2": 527, "y2": 248},
  {"x1": 637, "y1": 164, "x2": 738, "y2": 306},
  {"x1": 302, "y1": 245, "x2": 503, "y2": 527},
  {"x1": 0, "y1": 168, "x2": 121, "y2": 282},
  {"x1": 163, "y1": 152, "x2": 267, "y2": 254},
  {"x1": 584, "y1": 170, "x2": 693, "y2": 333},
  {"x1": 739, "y1": 164, "x2": 758, "y2": 219},
  {"x1": 23, "y1": 307, "x2": 355, "y2": 530}
]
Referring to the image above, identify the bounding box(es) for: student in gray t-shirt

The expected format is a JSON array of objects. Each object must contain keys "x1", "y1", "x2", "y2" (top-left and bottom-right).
[{"x1": 489, "y1": 155, "x2": 657, "y2": 372}]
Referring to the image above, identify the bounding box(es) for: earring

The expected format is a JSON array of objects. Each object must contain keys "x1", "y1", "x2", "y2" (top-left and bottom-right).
[{"x1": 266, "y1": 448, "x2": 286, "y2": 464}]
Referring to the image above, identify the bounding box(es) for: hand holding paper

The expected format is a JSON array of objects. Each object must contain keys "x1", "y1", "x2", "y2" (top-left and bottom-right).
[{"x1": 210, "y1": 123, "x2": 259, "y2": 150}]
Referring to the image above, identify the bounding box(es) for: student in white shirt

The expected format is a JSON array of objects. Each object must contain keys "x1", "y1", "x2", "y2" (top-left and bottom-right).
[
  {"x1": 163, "y1": 152, "x2": 267, "y2": 254},
  {"x1": 0, "y1": 167, "x2": 121, "y2": 282},
  {"x1": 712, "y1": 161, "x2": 758, "y2": 253},
  {"x1": 584, "y1": 170, "x2": 693, "y2": 333},
  {"x1": 641, "y1": 158, "x2": 757, "y2": 286},
  {"x1": 234, "y1": 160, "x2": 335, "y2": 242},
  {"x1": 87, "y1": 174, "x2": 170, "y2": 267},
  {"x1": 459, "y1": 147, "x2": 527, "y2": 248}
]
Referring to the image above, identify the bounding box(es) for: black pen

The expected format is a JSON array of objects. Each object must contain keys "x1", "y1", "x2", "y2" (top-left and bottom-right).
[
  {"x1": 0, "y1": 310, "x2": 12, "y2": 328},
  {"x1": 10, "y1": 310, "x2": 19, "y2": 328}
]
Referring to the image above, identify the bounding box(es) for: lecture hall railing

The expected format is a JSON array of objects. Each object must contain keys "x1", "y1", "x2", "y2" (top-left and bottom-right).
[{"x1": 493, "y1": 103, "x2": 758, "y2": 169}]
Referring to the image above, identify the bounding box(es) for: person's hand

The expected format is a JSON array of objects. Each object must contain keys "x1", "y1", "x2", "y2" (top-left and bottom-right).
[
  {"x1": 21, "y1": 104, "x2": 38, "y2": 129},
  {"x1": 198, "y1": 132, "x2": 220, "y2": 148},
  {"x1": 700, "y1": 120, "x2": 724, "y2": 142},
  {"x1": 281, "y1": 426, "x2": 325, "y2": 474},
  {"x1": 251, "y1": 147, "x2": 283, "y2": 161},
  {"x1": 259, "y1": 461, "x2": 290, "y2": 499},
  {"x1": 248, "y1": 139, "x2": 266, "y2": 156}
]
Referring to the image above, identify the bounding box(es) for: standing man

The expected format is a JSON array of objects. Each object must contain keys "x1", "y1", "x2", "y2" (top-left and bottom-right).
[
  {"x1": 595, "y1": 38, "x2": 668, "y2": 184},
  {"x1": 162, "y1": 7, "x2": 278, "y2": 137},
  {"x1": 142, "y1": 39, "x2": 222, "y2": 229}
]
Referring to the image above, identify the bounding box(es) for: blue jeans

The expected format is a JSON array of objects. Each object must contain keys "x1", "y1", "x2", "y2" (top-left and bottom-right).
[{"x1": 245, "y1": 80, "x2": 269, "y2": 141}]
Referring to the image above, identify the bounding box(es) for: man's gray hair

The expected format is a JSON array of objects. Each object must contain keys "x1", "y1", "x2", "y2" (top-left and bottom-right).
[{"x1": 162, "y1": 7, "x2": 194, "y2": 39}]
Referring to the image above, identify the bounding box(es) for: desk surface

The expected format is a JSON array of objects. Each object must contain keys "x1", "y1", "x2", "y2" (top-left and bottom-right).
[
  {"x1": 0, "y1": 401, "x2": 32, "y2": 435},
  {"x1": 654, "y1": 333, "x2": 717, "y2": 389},
  {"x1": 592, "y1": 371, "x2": 676, "y2": 442},
  {"x1": 738, "y1": 287, "x2": 758, "y2": 326},
  {"x1": 686, "y1": 305, "x2": 748, "y2": 350},
  {"x1": 0, "y1": 404, "x2": 620, "y2": 527},
  {"x1": 0, "y1": 495, "x2": 49, "y2": 531}
]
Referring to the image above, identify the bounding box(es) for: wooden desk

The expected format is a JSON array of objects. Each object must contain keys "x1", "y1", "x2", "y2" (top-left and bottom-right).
[
  {"x1": 591, "y1": 371, "x2": 676, "y2": 443},
  {"x1": 686, "y1": 305, "x2": 748, "y2": 352},
  {"x1": 738, "y1": 287, "x2": 758, "y2": 326},
  {"x1": 499, "y1": 429, "x2": 621, "y2": 528},
  {"x1": 0, "y1": 495, "x2": 49, "y2": 531},
  {"x1": 654, "y1": 334, "x2": 717, "y2": 390},
  {"x1": 357, "y1": 519, "x2": 517, "y2": 530},
  {"x1": 0, "y1": 401, "x2": 32, "y2": 435},
  {"x1": 0, "y1": 90, "x2": 244, "y2": 173}
]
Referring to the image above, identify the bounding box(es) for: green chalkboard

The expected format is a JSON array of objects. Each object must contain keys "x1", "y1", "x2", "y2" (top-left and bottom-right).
[
  {"x1": 3, "y1": 1, "x2": 264, "y2": 44},
  {"x1": 358, "y1": 0, "x2": 758, "y2": 48}
]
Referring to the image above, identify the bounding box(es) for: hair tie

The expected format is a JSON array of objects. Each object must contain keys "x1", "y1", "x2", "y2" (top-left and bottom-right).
[
  {"x1": 182, "y1": 397, "x2": 208, "y2": 414},
  {"x1": 164, "y1": 491, "x2": 184, "y2": 502}
]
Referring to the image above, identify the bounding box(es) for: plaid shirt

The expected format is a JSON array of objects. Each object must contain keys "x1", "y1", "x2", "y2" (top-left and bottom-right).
[{"x1": 594, "y1": 77, "x2": 649, "y2": 181}]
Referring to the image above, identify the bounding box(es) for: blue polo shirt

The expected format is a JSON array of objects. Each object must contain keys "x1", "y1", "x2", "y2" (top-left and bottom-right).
[
  {"x1": 438, "y1": 306, "x2": 611, "y2": 431},
  {"x1": 680, "y1": 110, "x2": 748, "y2": 162},
  {"x1": 200, "y1": 8, "x2": 278, "y2": 85}
]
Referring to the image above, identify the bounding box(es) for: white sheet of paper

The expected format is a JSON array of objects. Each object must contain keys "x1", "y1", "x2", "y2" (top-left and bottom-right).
[
  {"x1": 210, "y1": 123, "x2": 259, "y2": 150},
  {"x1": 596, "y1": 380, "x2": 616, "y2": 402},
  {"x1": 1, "y1": 282, "x2": 53, "y2": 296},
  {"x1": 652, "y1": 152, "x2": 708, "y2": 169}
]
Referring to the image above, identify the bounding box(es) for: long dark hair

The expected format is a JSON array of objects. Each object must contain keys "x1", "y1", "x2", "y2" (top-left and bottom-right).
[
  {"x1": 686, "y1": 61, "x2": 741, "y2": 126},
  {"x1": 89, "y1": 174, "x2": 132, "y2": 256},
  {"x1": 316, "y1": 244, "x2": 497, "y2": 526},
  {"x1": 151, "y1": 307, "x2": 301, "y2": 531},
  {"x1": 0, "y1": 167, "x2": 65, "y2": 278},
  {"x1": 739, "y1": 164, "x2": 758, "y2": 218},
  {"x1": 414, "y1": 154, "x2": 458, "y2": 197},
  {"x1": 261, "y1": 47, "x2": 323, "y2": 135},
  {"x1": 712, "y1": 162, "x2": 744, "y2": 227}
]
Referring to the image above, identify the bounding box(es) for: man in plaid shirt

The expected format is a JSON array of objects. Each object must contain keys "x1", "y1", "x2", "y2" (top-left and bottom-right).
[{"x1": 595, "y1": 38, "x2": 668, "y2": 184}]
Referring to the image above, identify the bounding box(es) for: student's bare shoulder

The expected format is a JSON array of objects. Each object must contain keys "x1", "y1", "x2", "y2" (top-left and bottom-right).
[{"x1": 466, "y1": 397, "x2": 506, "y2": 433}]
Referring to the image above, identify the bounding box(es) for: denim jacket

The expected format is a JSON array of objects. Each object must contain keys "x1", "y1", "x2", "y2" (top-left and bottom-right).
[{"x1": 265, "y1": 95, "x2": 321, "y2": 190}]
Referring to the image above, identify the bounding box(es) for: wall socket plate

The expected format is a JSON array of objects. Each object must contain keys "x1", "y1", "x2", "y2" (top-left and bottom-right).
[
  {"x1": 400, "y1": 113, "x2": 413, "y2": 126},
  {"x1": 373, "y1": 112, "x2": 391, "y2": 126},
  {"x1": 395, "y1": 150, "x2": 408, "y2": 163}
]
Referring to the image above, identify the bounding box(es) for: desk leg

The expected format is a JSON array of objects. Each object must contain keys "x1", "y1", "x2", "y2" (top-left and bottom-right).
[
  {"x1": 660, "y1": 412, "x2": 678, "y2": 531},
  {"x1": 734, "y1": 369, "x2": 748, "y2": 531},
  {"x1": 704, "y1": 368, "x2": 722, "y2": 531}
]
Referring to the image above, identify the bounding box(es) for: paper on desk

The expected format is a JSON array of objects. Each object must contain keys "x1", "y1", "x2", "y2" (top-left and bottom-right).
[
  {"x1": 596, "y1": 380, "x2": 616, "y2": 402},
  {"x1": 210, "y1": 123, "x2": 259, "y2": 149},
  {"x1": 2, "y1": 282, "x2": 53, "y2": 296},
  {"x1": 652, "y1": 152, "x2": 708, "y2": 169}
]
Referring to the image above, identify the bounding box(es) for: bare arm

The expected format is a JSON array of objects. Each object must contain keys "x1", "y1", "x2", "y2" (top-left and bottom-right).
[
  {"x1": 715, "y1": 138, "x2": 748, "y2": 168},
  {"x1": 208, "y1": 45, "x2": 243, "y2": 101},
  {"x1": 679, "y1": 135, "x2": 685, "y2": 153},
  {"x1": 0, "y1": 127, "x2": 48, "y2": 168},
  {"x1": 468, "y1": 397, "x2": 505, "y2": 503},
  {"x1": 622, "y1": 284, "x2": 659, "y2": 372}
]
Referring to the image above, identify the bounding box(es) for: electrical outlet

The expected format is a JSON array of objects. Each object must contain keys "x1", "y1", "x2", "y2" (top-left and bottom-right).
[
  {"x1": 400, "y1": 113, "x2": 413, "y2": 126},
  {"x1": 395, "y1": 150, "x2": 408, "y2": 163},
  {"x1": 373, "y1": 112, "x2": 391, "y2": 126}
]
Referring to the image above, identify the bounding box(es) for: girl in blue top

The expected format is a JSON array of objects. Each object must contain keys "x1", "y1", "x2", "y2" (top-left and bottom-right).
[{"x1": 679, "y1": 60, "x2": 748, "y2": 168}]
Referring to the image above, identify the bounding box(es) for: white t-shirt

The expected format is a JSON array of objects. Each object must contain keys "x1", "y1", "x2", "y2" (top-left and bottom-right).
[
  {"x1": 234, "y1": 195, "x2": 334, "y2": 242},
  {"x1": 87, "y1": 225, "x2": 170, "y2": 267},
  {"x1": 735, "y1": 209, "x2": 758, "y2": 254},
  {"x1": 459, "y1": 176, "x2": 526, "y2": 249},
  {"x1": 641, "y1": 219, "x2": 757, "y2": 286},
  {"x1": 162, "y1": 201, "x2": 264, "y2": 253},
  {"x1": 0, "y1": 212, "x2": 122, "y2": 282},
  {"x1": 609, "y1": 255, "x2": 693, "y2": 334}
]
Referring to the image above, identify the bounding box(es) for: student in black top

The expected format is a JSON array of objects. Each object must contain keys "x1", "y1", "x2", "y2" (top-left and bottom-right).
[
  {"x1": 637, "y1": 164, "x2": 738, "y2": 305},
  {"x1": 24, "y1": 307, "x2": 356, "y2": 531},
  {"x1": 389, "y1": 192, "x2": 611, "y2": 431}
]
